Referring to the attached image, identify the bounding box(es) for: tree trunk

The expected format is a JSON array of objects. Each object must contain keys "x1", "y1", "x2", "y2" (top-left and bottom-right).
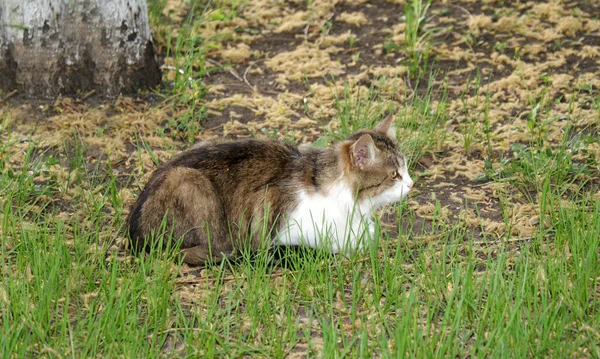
[{"x1": 0, "y1": 0, "x2": 161, "y2": 98}]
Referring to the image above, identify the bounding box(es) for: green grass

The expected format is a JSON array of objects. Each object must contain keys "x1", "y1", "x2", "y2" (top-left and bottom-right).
[
  {"x1": 2, "y1": 139, "x2": 599, "y2": 357},
  {"x1": 148, "y1": 0, "x2": 221, "y2": 143},
  {"x1": 384, "y1": 0, "x2": 436, "y2": 79},
  {"x1": 384, "y1": 0, "x2": 433, "y2": 78},
  {"x1": 403, "y1": 0, "x2": 433, "y2": 78}
]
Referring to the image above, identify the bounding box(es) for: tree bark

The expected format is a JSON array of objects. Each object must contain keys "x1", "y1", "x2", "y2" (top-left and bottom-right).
[{"x1": 0, "y1": 0, "x2": 161, "y2": 98}]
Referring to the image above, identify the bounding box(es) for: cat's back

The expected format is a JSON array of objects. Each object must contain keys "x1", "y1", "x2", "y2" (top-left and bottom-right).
[
  {"x1": 134, "y1": 138, "x2": 301, "y2": 208},
  {"x1": 165, "y1": 138, "x2": 300, "y2": 178}
]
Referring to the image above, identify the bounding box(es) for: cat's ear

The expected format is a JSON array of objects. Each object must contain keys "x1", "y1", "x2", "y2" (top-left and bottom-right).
[
  {"x1": 350, "y1": 134, "x2": 376, "y2": 170},
  {"x1": 373, "y1": 114, "x2": 397, "y2": 140}
]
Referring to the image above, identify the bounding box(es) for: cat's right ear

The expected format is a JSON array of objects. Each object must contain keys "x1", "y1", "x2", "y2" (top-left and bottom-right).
[
  {"x1": 350, "y1": 134, "x2": 376, "y2": 170},
  {"x1": 373, "y1": 114, "x2": 397, "y2": 140}
]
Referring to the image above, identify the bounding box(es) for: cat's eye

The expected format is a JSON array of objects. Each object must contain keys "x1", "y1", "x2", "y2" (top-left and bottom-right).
[{"x1": 389, "y1": 170, "x2": 401, "y2": 180}]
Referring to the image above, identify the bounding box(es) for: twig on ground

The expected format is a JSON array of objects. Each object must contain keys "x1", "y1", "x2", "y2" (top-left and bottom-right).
[
  {"x1": 304, "y1": 24, "x2": 310, "y2": 42},
  {"x1": 450, "y1": 4, "x2": 473, "y2": 28},
  {"x1": 199, "y1": 123, "x2": 225, "y2": 134},
  {"x1": 206, "y1": 58, "x2": 253, "y2": 90},
  {"x1": 243, "y1": 60, "x2": 264, "y2": 90},
  {"x1": 81, "y1": 89, "x2": 96, "y2": 102},
  {"x1": 0, "y1": 90, "x2": 18, "y2": 105}
]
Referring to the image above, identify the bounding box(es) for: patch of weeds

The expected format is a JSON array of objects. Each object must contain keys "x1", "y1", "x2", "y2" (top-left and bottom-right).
[
  {"x1": 258, "y1": 123, "x2": 296, "y2": 143},
  {"x1": 0, "y1": 113, "x2": 10, "y2": 172},
  {"x1": 155, "y1": 0, "x2": 231, "y2": 141},
  {"x1": 398, "y1": 74, "x2": 449, "y2": 162},
  {"x1": 320, "y1": 20, "x2": 333, "y2": 35},
  {"x1": 208, "y1": 1, "x2": 241, "y2": 22},
  {"x1": 166, "y1": 27, "x2": 213, "y2": 99},
  {"x1": 134, "y1": 132, "x2": 161, "y2": 179},
  {"x1": 476, "y1": 80, "x2": 599, "y2": 194},
  {"x1": 458, "y1": 72, "x2": 493, "y2": 155},
  {"x1": 525, "y1": 87, "x2": 558, "y2": 150},
  {"x1": 147, "y1": 0, "x2": 168, "y2": 20},
  {"x1": 513, "y1": 47, "x2": 520, "y2": 60},
  {"x1": 461, "y1": 30, "x2": 484, "y2": 49},
  {"x1": 348, "y1": 35, "x2": 357, "y2": 48},
  {"x1": 591, "y1": 93, "x2": 600, "y2": 114},
  {"x1": 550, "y1": 39, "x2": 570, "y2": 52},
  {"x1": 146, "y1": 0, "x2": 172, "y2": 51},
  {"x1": 331, "y1": 79, "x2": 388, "y2": 138},
  {"x1": 162, "y1": 1, "x2": 233, "y2": 91},
  {"x1": 493, "y1": 41, "x2": 507, "y2": 53},
  {"x1": 65, "y1": 131, "x2": 87, "y2": 174},
  {"x1": 161, "y1": 105, "x2": 208, "y2": 144},
  {"x1": 0, "y1": 144, "x2": 61, "y2": 220},
  {"x1": 383, "y1": 38, "x2": 403, "y2": 54},
  {"x1": 476, "y1": 132, "x2": 591, "y2": 195},
  {"x1": 402, "y1": 0, "x2": 433, "y2": 78}
]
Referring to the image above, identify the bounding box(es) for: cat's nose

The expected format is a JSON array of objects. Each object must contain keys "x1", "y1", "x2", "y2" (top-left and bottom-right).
[{"x1": 407, "y1": 182, "x2": 414, "y2": 189}]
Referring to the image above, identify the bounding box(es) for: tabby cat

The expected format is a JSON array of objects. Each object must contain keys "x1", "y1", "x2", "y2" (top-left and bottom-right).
[{"x1": 127, "y1": 115, "x2": 414, "y2": 265}]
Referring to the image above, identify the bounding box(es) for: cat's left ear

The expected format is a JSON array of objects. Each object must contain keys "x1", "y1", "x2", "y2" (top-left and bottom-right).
[
  {"x1": 350, "y1": 134, "x2": 376, "y2": 170},
  {"x1": 373, "y1": 114, "x2": 397, "y2": 140}
]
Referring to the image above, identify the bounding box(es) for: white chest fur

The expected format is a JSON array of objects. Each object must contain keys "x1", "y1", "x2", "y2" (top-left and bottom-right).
[{"x1": 275, "y1": 182, "x2": 374, "y2": 253}]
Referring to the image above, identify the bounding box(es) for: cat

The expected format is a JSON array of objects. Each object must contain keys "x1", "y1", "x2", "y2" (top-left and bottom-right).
[{"x1": 126, "y1": 115, "x2": 414, "y2": 265}]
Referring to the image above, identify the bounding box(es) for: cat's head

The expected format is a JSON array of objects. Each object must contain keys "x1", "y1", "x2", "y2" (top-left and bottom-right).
[{"x1": 341, "y1": 115, "x2": 414, "y2": 210}]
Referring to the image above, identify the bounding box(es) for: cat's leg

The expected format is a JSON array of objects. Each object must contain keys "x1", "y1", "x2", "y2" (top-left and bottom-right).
[
  {"x1": 142, "y1": 167, "x2": 233, "y2": 265},
  {"x1": 179, "y1": 245, "x2": 231, "y2": 266}
]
